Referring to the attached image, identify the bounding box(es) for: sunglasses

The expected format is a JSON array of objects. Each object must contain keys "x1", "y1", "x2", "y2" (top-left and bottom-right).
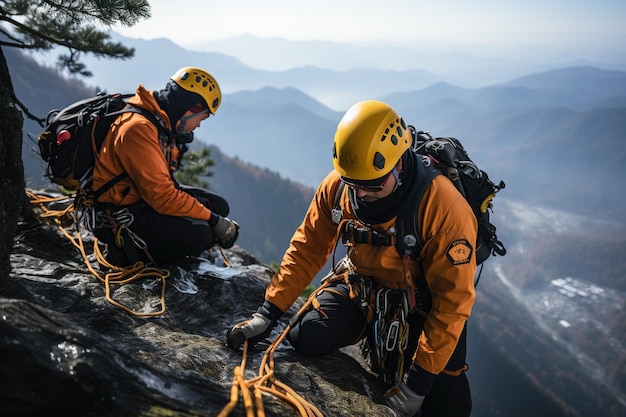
[{"x1": 341, "y1": 171, "x2": 393, "y2": 193}]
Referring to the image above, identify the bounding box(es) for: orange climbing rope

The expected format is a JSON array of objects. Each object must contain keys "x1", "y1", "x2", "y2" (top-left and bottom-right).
[
  {"x1": 219, "y1": 264, "x2": 351, "y2": 417},
  {"x1": 27, "y1": 191, "x2": 171, "y2": 317}
]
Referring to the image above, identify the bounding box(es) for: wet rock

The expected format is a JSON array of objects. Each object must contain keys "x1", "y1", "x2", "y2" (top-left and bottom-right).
[{"x1": 3, "y1": 214, "x2": 395, "y2": 416}]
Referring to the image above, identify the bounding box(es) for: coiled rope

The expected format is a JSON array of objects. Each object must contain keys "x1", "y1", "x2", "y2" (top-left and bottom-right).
[
  {"x1": 219, "y1": 262, "x2": 351, "y2": 417},
  {"x1": 27, "y1": 191, "x2": 170, "y2": 317}
]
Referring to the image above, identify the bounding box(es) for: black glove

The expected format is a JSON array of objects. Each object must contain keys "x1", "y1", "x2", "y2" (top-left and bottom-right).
[
  {"x1": 385, "y1": 364, "x2": 430, "y2": 417},
  {"x1": 227, "y1": 301, "x2": 282, "y2": 350},
  {"x1": 211, "y1": 214, "x2": 239, "y2": 249},
  {"x1": 384, "y1": 381, "x2": 425, "y2": 417}
]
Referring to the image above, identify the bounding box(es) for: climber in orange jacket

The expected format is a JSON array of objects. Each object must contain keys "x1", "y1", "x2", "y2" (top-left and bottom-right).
[
  {"x1": 91, "y1": 67, "x2": 239, "y2": 266},
  {"x1": 227, "y1": 100, "x2": 477, "y2": 417}
]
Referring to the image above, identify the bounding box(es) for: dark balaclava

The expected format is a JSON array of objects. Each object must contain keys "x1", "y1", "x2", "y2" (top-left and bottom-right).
[
  {"x1": 351, "y1": 150, "x2": 417, "y2": 225},
  {"x1": 154, "y1": 80, "x2": 207, "y2": 135}
]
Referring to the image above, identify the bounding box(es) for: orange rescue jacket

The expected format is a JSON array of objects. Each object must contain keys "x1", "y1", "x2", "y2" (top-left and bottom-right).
[
  {"x1": 91, "y1": 85, "x2": 212, "y2": 221},
  {"x1": 265, "y1": 170, "x2": 477, "y2": 376}
]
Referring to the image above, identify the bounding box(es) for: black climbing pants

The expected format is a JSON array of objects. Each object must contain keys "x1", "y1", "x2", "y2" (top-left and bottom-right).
[
  {"x1": 94, "y1": 203, "x2": 214, "y2": 265},
  {"x1": 93, "y1": 186, "x2": 230, "y2": 266},
  {"x1": 288, "y1": 281, "x2": 472, "y2": 417}
]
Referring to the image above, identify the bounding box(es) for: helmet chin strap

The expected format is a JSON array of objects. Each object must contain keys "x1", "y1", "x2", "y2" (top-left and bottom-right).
[
  {"x1": 390, "y1": 166, "x2": 402, "y2": 192},
  {"x1": 176, "y1": 109, "x2": 210, "y2": 135}
]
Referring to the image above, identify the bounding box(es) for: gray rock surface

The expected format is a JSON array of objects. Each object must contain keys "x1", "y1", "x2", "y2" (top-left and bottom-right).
[{"x1": 3, "y1": 205, "x2": 395, "y2": 416}]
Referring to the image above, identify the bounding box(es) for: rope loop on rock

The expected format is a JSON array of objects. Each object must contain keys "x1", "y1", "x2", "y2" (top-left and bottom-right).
[
  {"x1": 219, "y1": 263, "x2": 351, "y2": 416},
  {"x1": 27, "y1": 191, "x2": 170, "y2": 317}
]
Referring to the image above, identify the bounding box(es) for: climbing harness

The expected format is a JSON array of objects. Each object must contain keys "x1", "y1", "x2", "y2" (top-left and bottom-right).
[
  {"x1": 331, "y1": 217, "x2": 424, "y2": 385},
  {"x1": 27, "y1": 191, "x2": 171, "y2": 317}
]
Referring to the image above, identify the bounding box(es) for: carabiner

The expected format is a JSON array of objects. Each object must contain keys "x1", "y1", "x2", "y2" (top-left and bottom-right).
[
  {"x1": 376, "y1": 288, "x2": 388, "y2": 315},
  {"x1": 385, "y1": 320, "x2": 400, "y2": 352}
]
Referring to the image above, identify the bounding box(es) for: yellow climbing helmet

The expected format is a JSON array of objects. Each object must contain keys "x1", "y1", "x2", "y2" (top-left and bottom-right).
[
  {"x1": 332, "y1": 100, "x2": 411, "y2": 181},
  {"x1": 170, "y1": 67, "x2": 222, "y2": 114}
]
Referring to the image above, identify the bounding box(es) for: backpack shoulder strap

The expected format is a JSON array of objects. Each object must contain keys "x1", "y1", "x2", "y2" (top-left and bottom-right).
[
  {"x1": 119, "y1": 104, "x2": 173, "y2": 141},
  {"x1": 331, "y1": 181, "x2": 346, "y2": 224},
  {"x1": 91, "y1": 105, "x2": 172, "y2": 200},
  {"x1": 396, "y1": 155, "x2": 441, "y2": 313},
  {"x1": 396, "y1": 155, "x2": 441, "y2": 259}
]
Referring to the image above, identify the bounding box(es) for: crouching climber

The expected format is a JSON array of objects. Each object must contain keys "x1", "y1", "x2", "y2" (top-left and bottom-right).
[
  {"x1": 227, "y1": 100, "x2": 477, "y2": 417},
  {"x1": 90, "y1": 67, "x2": 239, "y2": 266}
]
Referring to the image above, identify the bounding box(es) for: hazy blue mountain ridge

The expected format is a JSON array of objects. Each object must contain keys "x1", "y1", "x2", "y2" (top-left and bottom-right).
[
  {"x1": 40, "y1": 33, "x2": 443, "y2": 110},
  {"x1": 227, "y1": 86, "x2": 338, "y2": 120},
  {"x1": 18, "y1": 35, "x2": 626, "y2": 221},
  {"x1": 191, "y1": 34, "x2": 625, "y2": 87},
  {"x1": 506, "y1": 66, "x2": 626, "y2": 101},
  {"x1": 383, "y1": 67, "x2": 626, "y2": 110},
  {"x1": 208, "y1": 96, "x2": 339, "y2": 187},
  {"x1": 19, "y1": 36, "x2": 626, "y2": 221}
]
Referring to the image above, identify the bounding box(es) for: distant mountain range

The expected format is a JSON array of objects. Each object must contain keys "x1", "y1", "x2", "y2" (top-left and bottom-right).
[
  {"x1": 33, "y1": 31, "x2": 626, "y2": 107},
  {"x1": 17, "y1": 34, "x2": 626, "y2": 222},
  {"x1": 53, "y1": 33, "x2": 443, "y2": 110},
  {"x1": 16, "y1": 34, "x2": 626, "y2": 220},
  {"x1": 186, "y1": 33, "x2": 626, "y2": 87},
  {"x1": 30, "y1": 33, "x2": 621, "y2": 221},
  {"x1": 200, "y1": 67, "x2": 626, "y2": 221}
]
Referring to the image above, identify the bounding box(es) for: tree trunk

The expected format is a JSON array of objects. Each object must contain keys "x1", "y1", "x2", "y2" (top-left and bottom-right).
[{"x1": 0, "y1": 46, "x2": 26, "y2": 296}]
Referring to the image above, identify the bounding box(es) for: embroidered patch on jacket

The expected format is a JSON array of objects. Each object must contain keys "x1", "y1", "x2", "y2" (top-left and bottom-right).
[{"x1": 446, "y1": 239, "x2": 473, "y2": 265}]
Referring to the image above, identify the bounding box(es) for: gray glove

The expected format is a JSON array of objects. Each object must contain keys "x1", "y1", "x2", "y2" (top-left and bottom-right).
[
  {"x1": 227, "y1": 312, "x2": 275, "y2": 350},
  {"x1": 212, "y1": 215, "x2": 239, "y2": 249},
  {"x1": 384, "y1": 381, "x2": 425, "y2": 417}
]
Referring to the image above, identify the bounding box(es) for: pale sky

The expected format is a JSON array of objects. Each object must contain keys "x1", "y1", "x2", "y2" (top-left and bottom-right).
[{"x1": 111, "y1": 0, "x2": 626, "y2": 48}]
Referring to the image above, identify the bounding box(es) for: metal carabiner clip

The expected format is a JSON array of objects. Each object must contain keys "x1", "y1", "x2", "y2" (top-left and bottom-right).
[
  {"x1": 385, "y1": 320, "x2": 400, "y2": 351},
  {"x1": 398, "y1": 319, "x2": 410, "y2": 351},
  {"x1": 376, "y1": 288, "x2": 388, "y2": 315},
  {"x1": 402, "y1": 291, "x2": 410, "y2": 318}
]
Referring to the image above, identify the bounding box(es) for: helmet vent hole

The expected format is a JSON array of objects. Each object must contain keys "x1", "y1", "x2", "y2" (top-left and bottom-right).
[
  {"x1": 374, "y1": 152, "x2": 385, "y2": 169},
  {"x1": 391, "y1": 135, "x2": 398, "y2": 145}
]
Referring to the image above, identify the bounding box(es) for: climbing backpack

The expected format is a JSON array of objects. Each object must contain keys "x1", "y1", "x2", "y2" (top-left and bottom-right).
[
  {"x1": 38, "y1": 92, "x2": 166, "y2": 197},
  {"x1": 333, "y1": 127, "x2": 506, "y2": 274},
  {"x1": 404, "y1": 128, "x2": 506, "y2": 266}
]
